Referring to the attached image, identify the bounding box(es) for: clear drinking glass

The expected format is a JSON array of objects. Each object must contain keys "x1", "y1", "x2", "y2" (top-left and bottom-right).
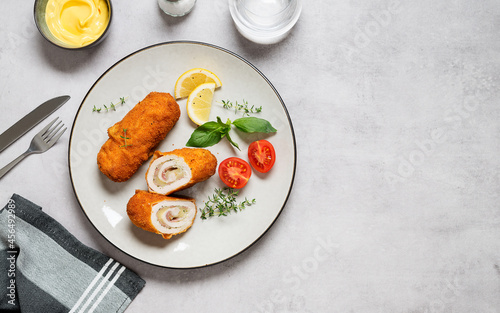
[
  {"x1": 229, "y1": 0, "x2": 302, "y2": 44},
  {"x1": 158, "y1": 0, "x2": 197, "y2": 17}
]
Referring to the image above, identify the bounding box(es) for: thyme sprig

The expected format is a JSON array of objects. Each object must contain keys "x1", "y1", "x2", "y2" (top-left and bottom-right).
[
  {"x1": 221, "y1": 99, "x2": 262, "y2": 116},
  {"x1": 93, "y1": 96, "x2": 128, "y2": 113},
  {"x1": 200, "y1": 187, "x2": 256, "y2": 219},
  {"x1": 120, "y1": 128, "x2": 131, "y2": 148}
]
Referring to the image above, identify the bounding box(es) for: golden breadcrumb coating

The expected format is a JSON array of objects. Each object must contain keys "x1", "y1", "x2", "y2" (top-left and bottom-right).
[
  {"x1": 97, "y1": 92, "x2": 180, "y2": 182},
  {"x1": 146, "y1": 148, "x2": 217, "y2": 195},
  {"x1": 126, "y1": 190, "x2": 196, "y2": 239}
]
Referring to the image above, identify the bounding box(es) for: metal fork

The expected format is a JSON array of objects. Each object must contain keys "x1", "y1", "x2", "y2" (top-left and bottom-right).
[{"x1": 0, "y1": 117, "x2": 66, "y2": 179}]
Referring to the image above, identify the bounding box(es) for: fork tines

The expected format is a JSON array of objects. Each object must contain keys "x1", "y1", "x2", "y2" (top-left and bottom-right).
[{"x1": 41, "y1": 117, "x2": 67, "y2": 144}]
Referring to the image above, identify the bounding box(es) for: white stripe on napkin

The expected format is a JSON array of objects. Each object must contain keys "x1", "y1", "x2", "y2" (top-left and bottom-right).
[
  {"x1": 69, "y1": 259, "x2": 114, "y2": 313},
  {"x1": 88, "y1": 265, "x2": 126, "y2": 313},
  {"x1": 77, "y1": 261, "x2": 121, "y2": 313}
]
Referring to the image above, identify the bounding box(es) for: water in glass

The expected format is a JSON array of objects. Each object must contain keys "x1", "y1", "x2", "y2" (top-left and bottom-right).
[{"x1": 229, "y1": 0, "x2": 301, "y2": 44}]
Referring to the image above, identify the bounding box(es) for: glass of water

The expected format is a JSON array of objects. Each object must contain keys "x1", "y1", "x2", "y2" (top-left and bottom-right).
[{"x1": 229, "y1": 0, "x2": 302, "y2": 44}]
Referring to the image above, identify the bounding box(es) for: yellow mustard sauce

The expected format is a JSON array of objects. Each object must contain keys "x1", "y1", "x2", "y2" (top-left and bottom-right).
[{"x1": 45, "y1": 0, "x2": 109, "y2": 47}]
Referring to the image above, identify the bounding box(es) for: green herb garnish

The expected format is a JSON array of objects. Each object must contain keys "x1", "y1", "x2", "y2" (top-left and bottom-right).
[
  {"x1": 120, "y1": 129, "x2": 131, "y2": 148},
  {"x1": 221, "y1": 99, "x2": 262, "y2": 116},
  {"x1": 232, "y1": 117, "x2": 277, "y2": 133},
  {"x1": 186, "y1": 116, "x2": 276, "y2": 150},
  {"x1": 92, "y1": 96, "x2": 128, "y2": 113},
  {"x1": 200, "y1": 188, "x2": 256, "y2": 219}
]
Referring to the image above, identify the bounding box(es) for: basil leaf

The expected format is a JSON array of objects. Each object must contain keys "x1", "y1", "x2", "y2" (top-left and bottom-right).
[
  {"x1": 225, "y1": 132, "x2": 240, "y2": 150},
  {"x1": 232, "y1": 117, "x2": 277, "y2": 133},
  {"x1": 186, "y1": 120, "x2": 229, "y2": 148}
]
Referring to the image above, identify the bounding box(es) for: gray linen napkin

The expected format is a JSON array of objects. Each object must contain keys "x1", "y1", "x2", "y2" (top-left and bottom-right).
[{"x1": 0, "y1": 194, "x2": 145, "y2": 312}]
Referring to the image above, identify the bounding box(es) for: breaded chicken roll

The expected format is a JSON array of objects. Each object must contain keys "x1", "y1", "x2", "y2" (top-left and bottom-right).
[
  {"x1": 97, "y1": 92, "x2": 180, "y2": 182},
  {"x1": 146, "y1": 148, "x2": 217, "y2": 195},
  {"x1": 127, "y1": 190, "x2": 196, "y2": 239}
]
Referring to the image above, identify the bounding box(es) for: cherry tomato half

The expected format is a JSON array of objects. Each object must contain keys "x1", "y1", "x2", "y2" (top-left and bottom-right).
[
  {"x1": 218, "y1": 157, "x2": 252, "y2": 189},
  {"x1": 247, "y1": 140, "x2": 276, "y2": 173}
]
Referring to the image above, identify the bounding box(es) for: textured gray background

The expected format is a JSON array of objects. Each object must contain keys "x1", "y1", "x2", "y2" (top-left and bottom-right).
[{"x1": 1, "y1": 0, "x2": 500, "y2": 312}]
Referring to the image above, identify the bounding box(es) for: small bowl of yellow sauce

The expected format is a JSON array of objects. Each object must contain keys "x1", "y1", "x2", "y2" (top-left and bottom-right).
[{"x1": 34, "y1": 0, "x2": 112, "y2": 49}]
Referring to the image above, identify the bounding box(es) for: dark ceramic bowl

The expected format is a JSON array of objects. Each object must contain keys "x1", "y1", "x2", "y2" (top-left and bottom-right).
[{"x1": 34, "y1": 0, "x2": 112, "y2": 49}]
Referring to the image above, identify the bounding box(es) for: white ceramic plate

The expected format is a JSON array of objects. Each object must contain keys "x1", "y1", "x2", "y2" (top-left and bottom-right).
[{"x1": 69, "y1": 41, "x2": 296, "y2": 268}]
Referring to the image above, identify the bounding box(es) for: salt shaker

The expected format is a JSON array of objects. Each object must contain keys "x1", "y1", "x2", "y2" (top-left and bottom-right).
[{"x1": 158, "y1": 0, "x2": 197, "y2": 17}]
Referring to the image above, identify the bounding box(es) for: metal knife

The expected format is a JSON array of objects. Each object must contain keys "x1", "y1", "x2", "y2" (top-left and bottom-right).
[{"x1": 0, "y1": 95, "x2": 70, "y2": 153}]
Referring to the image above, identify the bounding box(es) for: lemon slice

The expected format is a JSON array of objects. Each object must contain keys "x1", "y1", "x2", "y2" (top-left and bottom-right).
[
  {"x1": 174, "y1": 68, "x2": 222, "y2": 100},
  {"x1": 186, "y1": 82, "x2": 216, "y2": 125}
]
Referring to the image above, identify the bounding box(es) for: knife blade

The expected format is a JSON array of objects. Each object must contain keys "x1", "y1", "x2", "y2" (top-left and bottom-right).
[{"x1": 0, "y1": 95, "x2": 70, "y2": 153}]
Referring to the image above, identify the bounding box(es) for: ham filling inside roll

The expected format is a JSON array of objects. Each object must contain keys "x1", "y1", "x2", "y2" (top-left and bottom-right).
[
  {"x1": 151, "y1": 200, "x2": 196, "y2": 236},
  {"x1": 147, "y1": 156, "x2": 191, "y2": 194}
]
